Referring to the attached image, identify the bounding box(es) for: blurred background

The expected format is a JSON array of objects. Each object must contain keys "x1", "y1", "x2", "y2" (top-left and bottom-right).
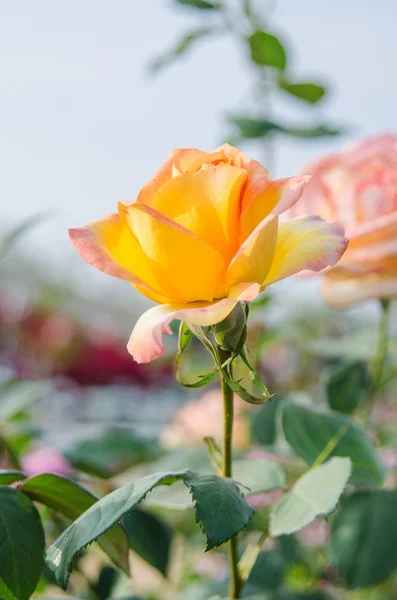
[
  {"x1": 1, "y1": 2, "x2": 397, "y2": 597},
  {"x1": 1, "y1": 0, "x2": 395, "y2": 449},
  {"x1": 1, "y1": 0, "x2": 395, "y2": 464}
]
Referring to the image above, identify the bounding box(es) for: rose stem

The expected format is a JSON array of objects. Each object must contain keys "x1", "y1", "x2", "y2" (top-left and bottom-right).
[{"x1": 219, "y1": 347, "x2": 242, "y2": 599}]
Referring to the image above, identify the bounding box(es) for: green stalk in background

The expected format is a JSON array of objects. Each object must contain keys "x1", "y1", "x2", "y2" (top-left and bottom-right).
[{"x1": 365, "y1": 299, "x2": 392, "y2": 423}]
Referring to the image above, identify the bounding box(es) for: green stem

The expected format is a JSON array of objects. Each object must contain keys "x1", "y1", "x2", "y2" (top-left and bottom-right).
[
  {"x1": 366, "y1": 299, "x2": 391, "y2": 423},
  {"x1": 219, "y1": 348, "x2": 242, "y2": 599}
]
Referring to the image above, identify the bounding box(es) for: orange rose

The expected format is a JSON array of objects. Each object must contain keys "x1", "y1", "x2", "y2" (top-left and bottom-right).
[
  {"x1": 294, "y1": 134, "x2": 397, "y2": 308},
  {"x1": 70, "y1": 144, "x2": 347, "y2": 361}
]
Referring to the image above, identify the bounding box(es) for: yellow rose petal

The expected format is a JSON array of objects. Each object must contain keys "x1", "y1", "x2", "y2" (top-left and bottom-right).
[
  {"x1": 224, "y1": 215, "x2": 278, "y2": 292},
  {"x1": 263, "y1": 216, "x2": 347, "y2": 286},
  {"x1": 147, "y1": 166, "x2": 247, "y2": 260},
  {"x1": 120, "y1": 202, "x2": 226, "y2": 302},
  {"x1": 240, "y1": 176, "x2": 309, "y2": 242},
  {"x1": 69, "y1": 214, "x2": 171, "y2": 303}
]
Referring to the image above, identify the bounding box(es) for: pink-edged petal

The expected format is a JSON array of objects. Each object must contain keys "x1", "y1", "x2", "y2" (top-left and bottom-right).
[
  {"x1": 322, "y1": 273, "x2": 397, "y2": 309},
  {"x1": 241, "y1": 159, "x2": 270, "y2": 209},
  {"x1": 69, "y1": 214, "x2": 172, "y2": 303},
  {"x1": 229, "y1": 281, "x2": 260, "y2": 301},
  {"x1": 128, "y1": 282, "x2": 259, "y2": 363},
  {"x1": 263, "y1": 216, "x2": 348, "y2": 286},
  {"x1": 223, "y1": 215, "x2": 278, "y2": 292},
  {"x1": 137, "y1": 148, "x2": 207, "y2": 205},
  {"x1": 270, "y1": 176, "x2": 312, "y2": 216},
  {"x1": 240, "y1": 176, "x2": 311, "y2": 243}
]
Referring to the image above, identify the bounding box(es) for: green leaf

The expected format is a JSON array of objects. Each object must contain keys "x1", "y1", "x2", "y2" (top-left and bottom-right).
[
  {"x1": 0, "y1": 487, "x2": 45, "y2": 600},
  {"x1": 278, "y1": 80, "x2": 326, "y2": 104},
  {"x1": 284, "y1": 124, "x2": 340, "y2": 138},
  {"x1": 282, "y1": 400, "x2": 385, "y2": 487},
  {"x1": 269, "y1": 457, "x2": 351, "y2": 536},
  {"x1": 204, "y1": 437, "x2": 223, "y2": 471},
  {"x1": 19, "y1": 473, "x2": 130, "y2": 576},
  {"x1": 190, "y1": 325, "x2": 271, "y2": 405},
  {"x1": 224, "y1": 369, "x2": 270, "y2": 405},
  {"x1": 180, "y1": 471, "x2": 254, "y2": 548},
  {"x1": 178, "y1": 321, "x2": 193, "y2": 353},
  {"x1": 324, "y1": 360, "x2": 371, "y2": 414},
  {"x1": 228, "y1": 116, "x2": 340, "y2": 141},
  {"x1": 248, "y1": 31, "x2": 287, "y2": 69},
  {"x1": 240, "y1": 347, "x2": 272, "y2": 401},
  {"x1": 176, "y1": 322, "x2": 217, "y2": 388},
  {"x1": 66, "y1": 429, "x2": 158, "y2": 477},
  {"x1": 177, "y1": 370, "x2": 218, "y2": 388},
  {"x1": 228, "y1": 117, "x2": 281, "y2": 139},
  {"x1": 92, "y1": 566, "x2": 119, "y2": 600},
  {"x1": 0, "y1": 380, "x2": 49, "y2": 422},
  {"x1": 0, "y1": 470, "x2": 26, "y2": 485},
  {"x1": 233, "y1": 458, "x2": 287, "y2": 495},
  {"x1": 122, "y1": 507, "x2": 172, "y2": 576},
  {"x1": 150, "y1": 27, "x2": 216, "y2": 73},
  {"x1": 214, "y1": 304, "x2": 247, "y2": 352},
  {"x1": 251, "y1": 398, "x2": 279, "y2": 446},
  {"x1": 175, "y1": 0, "x2": 219, "y2": 8},
  {"x1": 64, "y1": 450, "x2": 113, "y2": 479},
  {"x1": 245, "y1": 549, "x2": 286, "y2": 592},
  {"x1": 330, "y1": 490, "x2": 397, "y2": 588},
  {"x1": 46, "y1": 469, "x2": 253, "y2": 588}
]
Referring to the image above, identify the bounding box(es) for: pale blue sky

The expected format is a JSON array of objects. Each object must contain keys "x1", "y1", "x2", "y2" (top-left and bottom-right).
[{"x1": 0, "y1": 0, "x2": 393, "y2": 302}]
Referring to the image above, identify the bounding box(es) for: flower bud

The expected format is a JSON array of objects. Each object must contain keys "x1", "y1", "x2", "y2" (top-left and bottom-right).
[{"x1": 214, "y1": 303, "x2": 247, "y2": 352}]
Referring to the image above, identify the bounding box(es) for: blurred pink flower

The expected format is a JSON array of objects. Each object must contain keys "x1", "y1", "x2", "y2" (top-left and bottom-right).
[
  {"x1": 294, "y1": 134, "x2": 397, "y2": 307},
  {"x1": 298, "y1": 519, "x2": 330, "y2": 548},
  {"x1": 245, "y1": 449, "x2": 282, "y2": 462},
  {"x1": 161, "y1": 388, "x2": 249, "y2": 450},
  {"x1": 247, "y1": 488, "x2": 284, "y2": 509},
  {"x1": 195, "y1": 552, "x2": 228, "y2": 580},
  {"x1": 380, "y1": 447, "x2": 397, "y2": 469},
  {"x1": 22, "y1": 446, "x2": 73, "y2": 477}
]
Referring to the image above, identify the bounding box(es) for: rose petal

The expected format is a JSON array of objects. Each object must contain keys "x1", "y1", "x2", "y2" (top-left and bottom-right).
[
  {"x1": 147, "y1": 165, "x2": 247, "y2": 260},
  {"x1": 119, "y1": 202, "x2": 226, "y2": 302},
  {"x1": 69, "y1": 214, "x2": 171, "y2": 303},
  {"x1": 241, "y1": 159, "x2": 270, "y2": 207},
  {"x1": 128, "y1": 282, "x2": 260, "y2": 363},
  {"x1": 347, "y1": 211, "x2": 397, "y2": 242},
  {"x1": 345, "y1": 134, "x2": 397, "y2": 166},
  {"x1": 185, "y1": 144, "x2": 248, "y2": 173},
  {"x1": 137, "y1": 148, "x2": 206, "y2": 205},
  {"x1": 224, "y1": 215, "x2": 278, "y2": 291},
  {"x1": 263, "y1": 216, "x2": 348, "y2": 286},
  {"x1": 240, "y1": 176, "x2": 310, "y2": 242}
]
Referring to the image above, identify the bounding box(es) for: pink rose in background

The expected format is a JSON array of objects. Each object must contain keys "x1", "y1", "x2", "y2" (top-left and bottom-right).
[
  {"x1": 294, "y1": 134, "x2": 397, "y2": 308},
  {"x1": 22, "y1": 446, "x2": 73, "y2": 477},
  {"x1": 298, "y1": 519, "x2": 330, "y2": 548},
  {"x1": 161, "y1": 388, "x2": 249, "y2": 450}
]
